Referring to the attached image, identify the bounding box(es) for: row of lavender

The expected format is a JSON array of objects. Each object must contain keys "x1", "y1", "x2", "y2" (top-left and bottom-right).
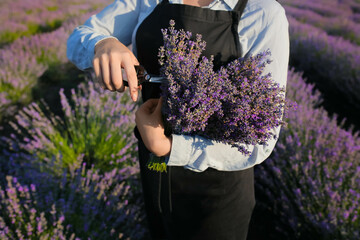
[
  {"x1": 280, "y1": 0, "x2": 360, "y2": 129},
  {"x1": 0, "y1": 1, "x2": 148, "y2": 238},
  {"x1": 1, "y1": 68, "x2": 358, "y2": 239},
  {"x1": 255, "y1": 69, "x2": 360, "y2": 239},
  {"x1": 0, "y1": 0, "x2": 112, "y2": 46},
  {"x1": 0, "y1": 81, "x2": 146, "y2": 239},
  {"x1": 281, "y1": 0, "x2": 360, "y2": 44},
  {"x1": 0, "y1": 1, "x2": 112, "y2": 123},
  {"x1": 0, "y1": 22, "x2": 67, "y2": 121},
  {"x1": 0, "y1": 0, "x2": 359, "y2": 239}
]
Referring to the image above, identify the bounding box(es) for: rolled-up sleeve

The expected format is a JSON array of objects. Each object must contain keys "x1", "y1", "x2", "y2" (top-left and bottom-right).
[{"x1": 66, "y1": 0, "x2": 141, "y2": 70}]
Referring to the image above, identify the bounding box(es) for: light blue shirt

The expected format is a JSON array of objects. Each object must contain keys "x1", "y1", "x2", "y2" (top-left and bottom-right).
[{"x1": 67, "y1": 0, "x2": 289, "y2": 172}]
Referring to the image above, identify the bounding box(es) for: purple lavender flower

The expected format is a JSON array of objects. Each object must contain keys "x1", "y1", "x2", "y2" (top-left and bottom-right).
[
  {"x1": 0, "y1": 163, "x2": 146, "y2": 239},
  {"x1": 288, "y1": 15, "x2": 360, "y2": 130},
  {"x1": 0, "y1": 3, "x2": 111, "y2": 121},
  {"x1": 0, "y1": 0, "x2": 113, "y2": 45},
  {"x1": 254, "y1": 69, "x2": 360, "y2": 239},
  {"x1": 284, "y1": 5, "x2": 360, "y2": 45},
  {"x1": 159, "y1": 20, "x2": 290, "y2": 155},
  {"x1": 2, "y1": 80, "x2": 138, "y2": 176}
]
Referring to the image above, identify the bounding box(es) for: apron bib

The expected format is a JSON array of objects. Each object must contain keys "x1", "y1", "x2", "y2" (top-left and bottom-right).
[
  {"x1": 134, "y1": 1, "x2": 254, "y2": 240},
  {"x1": 136, "y1": 0, "x2": 247, "y2": 102}
]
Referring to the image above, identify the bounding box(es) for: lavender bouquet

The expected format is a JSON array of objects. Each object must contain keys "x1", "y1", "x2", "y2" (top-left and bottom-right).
[{"x1": 147, "y1": 20, "x2": 289, "y2": 172}]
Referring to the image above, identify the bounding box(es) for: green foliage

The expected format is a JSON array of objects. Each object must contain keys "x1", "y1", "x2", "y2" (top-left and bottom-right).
[
  {"x1": 6, "y1": 81, "x2": 137, "y2": 176},
  {"x1": 46, "y1": 6, "x2": 59, "y2": 11},
  {"x1": 0, "y1": 20, "x2": 63, "y2": 46}
]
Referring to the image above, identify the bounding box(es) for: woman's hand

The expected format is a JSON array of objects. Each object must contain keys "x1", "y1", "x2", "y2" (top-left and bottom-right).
[
  {"x1": 93, "y1": 38, "x2": 141, "y2": 102},
  {"x1": 135, "y1": 98, "x2": 172, "y2": 157}
]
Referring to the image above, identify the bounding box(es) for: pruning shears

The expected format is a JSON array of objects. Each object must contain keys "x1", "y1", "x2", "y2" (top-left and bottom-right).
[{"x1": 122, "y1": 65, "x2": 166, "y2": 87}]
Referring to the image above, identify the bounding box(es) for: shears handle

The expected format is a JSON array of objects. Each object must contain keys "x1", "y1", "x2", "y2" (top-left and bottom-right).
[{"x1": 122, "y1": 65, "x2": 150, "y2": 87}]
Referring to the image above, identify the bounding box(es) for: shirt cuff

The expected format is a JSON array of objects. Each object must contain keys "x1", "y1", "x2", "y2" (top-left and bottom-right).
[
  {"x1": 166, "y1": 134, "x2": 193, "y2": 166},
  {"x1": 94, "y1": 36, "x2": 119, "y2": 47}
]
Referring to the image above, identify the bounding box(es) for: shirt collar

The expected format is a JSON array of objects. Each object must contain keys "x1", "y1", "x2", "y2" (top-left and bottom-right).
[
  {"x1": 222, "y1": 0, "x2": 240, "y2": 9},
  {"x1": 170, "y1": 0, "x2": 239, "y2": 9}
]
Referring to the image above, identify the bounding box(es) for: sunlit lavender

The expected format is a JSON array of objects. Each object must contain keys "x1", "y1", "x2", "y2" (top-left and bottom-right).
[
  {"x1": 159, "y1": 21, "x2": 289, "y2": 155},
  {"x1": 255, "y1": 69, "x2": 360, "y2": 239},
  {"x1": 0, "y1": 162, "x2": 145, "y2": 239},
  {"x1": 0, "y1": 10, "x2": 103, "y2": 121},
  {"x1": 287, "y1": 15, "x2": 360, "y2": 129},
  {"x1": 284, "y1": 5, "x2": 360, "y2": 44},
  {"x1": 2, "y1": 80, "x2": 138, "y2": 177},
  {"x1": 0, "y1": 0, "x2": 112, "y2": 46},
  {"x1": 0, "y1": 0, "x2": 359, "y2": 239}
]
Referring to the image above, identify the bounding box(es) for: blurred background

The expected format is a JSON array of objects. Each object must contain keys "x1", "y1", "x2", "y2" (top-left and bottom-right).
[{"x1": 0, "y1": 0, "x2": 359, "y2": 239}]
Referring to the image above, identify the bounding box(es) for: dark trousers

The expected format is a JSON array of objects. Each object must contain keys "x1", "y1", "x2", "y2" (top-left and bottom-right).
[{"x1": 138, "y1": 140, "x2": 255, "y2": 240}]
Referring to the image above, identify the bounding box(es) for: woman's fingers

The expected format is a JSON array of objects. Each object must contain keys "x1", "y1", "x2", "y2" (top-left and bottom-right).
[
  {"x1": 122, "y1": 55, "x2": 139, "y2": 101},
  {"x1": 109, "y1": 52, "x2": 125, "y2": 92},
  {"x1": 100, "y1": 54, "x2": 116, "y2": 91},
  {"x1": 93, "y1": 38, "x2": 140, "y2": 100},
  {"x1": 138, "y1": 98, "x2": 159, "y2": 116},
  {"x1": 154, "y1": 97, "x2": 163, "y2": 114},
  {"x1": 93, "y1": 57, "x2": 105, "y2": 90},
  {"x1": 135, "y1": 98, "x2": 171, "y2": 157}
]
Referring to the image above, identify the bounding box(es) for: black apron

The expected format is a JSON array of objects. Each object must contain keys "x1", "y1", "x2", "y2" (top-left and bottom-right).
[
  {"x1": 136, "y1": 0, "x2": 247, "y2": 102},
  {"x1": 135, "y1": 1, "x2": 255, "y2": 239}
]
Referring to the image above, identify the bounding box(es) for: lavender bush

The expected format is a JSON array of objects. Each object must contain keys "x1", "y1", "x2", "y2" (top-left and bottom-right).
[
  {"x1": 1, "y1": 0, "x2": 359, "y2": 238},
  {"x1": 0, "y1": 50, "x2": 46, "y2": 120},
  {"x1": 284, "y1": 5, "x2": 360, "y2": 45},
  {"x1": 288, "y1": 16, "x2": 360, "y2": 129},
  {"x1": 0, "y1": 12, "x2": 99, "y2": 121},
  {"x1": 0, "y1": 176, "x2": 78, "y2": 239},
  {"x1": 2, "y1": 80, "x2": 138, "y2": 177},
  {"x1": 0, "y1": 162, "x2": 146, "y2": 239},
  {"x1": 352, "y1": 13, "x2": 360, "y2": 23},
  {"x1": 0, "y1": 27, "x2": 67, "y2": 110},
  {"x1": 281, "y1": 0, "x2": 353, "y2": 18},
  {"x1": 254, "y1": 69, "x2": 360, "y2": 239},
  {"x1": 0, "y1": 0, "x2": 112, "y2": 45},
  {"x1": 158, "y1": 20, "x2": 288, "y2": 156}
]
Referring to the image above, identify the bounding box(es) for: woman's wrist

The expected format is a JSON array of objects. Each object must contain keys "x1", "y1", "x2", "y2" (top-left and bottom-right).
[{"x1": 152, "y1": 135, "x2": 172, "y2": 157}]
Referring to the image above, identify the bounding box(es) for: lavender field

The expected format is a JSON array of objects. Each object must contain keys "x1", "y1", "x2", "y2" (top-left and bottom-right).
[{"x1": 0, "y1": 0, "x2": 359, "y2": 239}]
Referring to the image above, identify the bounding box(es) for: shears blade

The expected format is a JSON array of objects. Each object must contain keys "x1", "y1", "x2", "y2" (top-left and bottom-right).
[{"x1": 122, "y1": 65, "x2": 166, "y2": 87}]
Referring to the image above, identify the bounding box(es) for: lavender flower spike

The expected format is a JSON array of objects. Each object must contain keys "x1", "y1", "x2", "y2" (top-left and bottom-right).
[{"x1": 147, "y1": 20, "x2": 292, "y2": 172}]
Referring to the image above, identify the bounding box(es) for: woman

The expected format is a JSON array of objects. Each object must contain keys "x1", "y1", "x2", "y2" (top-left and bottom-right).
[{"x1": 67, "y1": 0, "x2": 289, "y2": 239}]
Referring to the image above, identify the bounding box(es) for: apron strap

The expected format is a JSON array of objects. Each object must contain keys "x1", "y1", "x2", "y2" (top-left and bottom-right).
[
  {"x1": 162, "y1": 0, "x2": 248, "y2": 11},
  {"x1": 234, "y1": 0, "x2": 248, "y2": 14}
]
